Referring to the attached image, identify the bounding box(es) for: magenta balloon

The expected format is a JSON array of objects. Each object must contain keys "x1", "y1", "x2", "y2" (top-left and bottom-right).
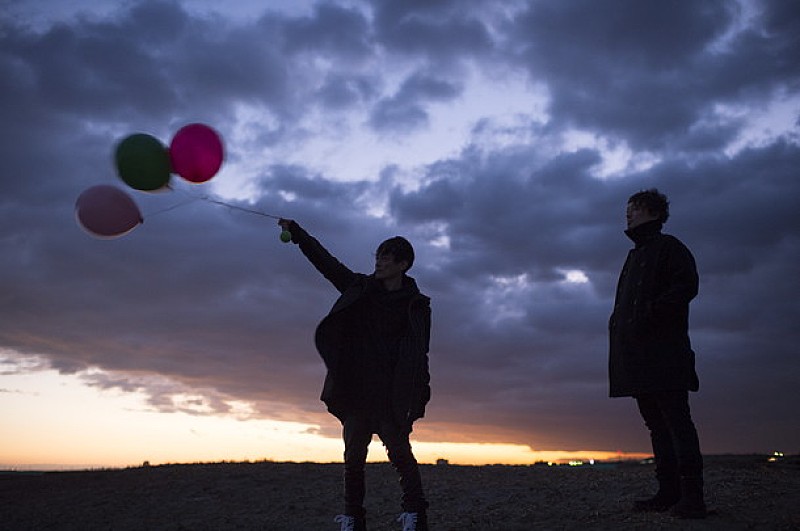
[
  {"x1": 169, "y1": 123, "x2": 224, "y2": 183},
  {"x1": 75, "y1": 185, "x2": 143, "y2": 238}
]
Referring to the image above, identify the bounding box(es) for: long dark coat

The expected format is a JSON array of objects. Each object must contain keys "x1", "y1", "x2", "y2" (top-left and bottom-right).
[
  {"x1": 288, "y1": 222, "x2": 431, "y2": 428},
  {"x1": 609, "y1": 220, "x2": 700, "y2": 397}
]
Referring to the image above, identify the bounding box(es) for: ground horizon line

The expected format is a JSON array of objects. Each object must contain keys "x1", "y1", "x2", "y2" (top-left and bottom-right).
[{"x1": 2, "y1": 452, "x2": 792, "y2": 473}]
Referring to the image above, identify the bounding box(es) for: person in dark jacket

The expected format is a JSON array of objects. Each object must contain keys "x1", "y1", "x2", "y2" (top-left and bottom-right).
[
  {"x1": 278, "y1": 219, "x2": 431, "y2": 531},
  {"x1": 609, "y1": 189, "x2": 706, "y2": 519}
]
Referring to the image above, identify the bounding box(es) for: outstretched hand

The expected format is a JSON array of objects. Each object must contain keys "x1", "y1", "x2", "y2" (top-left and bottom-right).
[{"x1": 278, "y1": 218, "x2": 297, "y2": 244}]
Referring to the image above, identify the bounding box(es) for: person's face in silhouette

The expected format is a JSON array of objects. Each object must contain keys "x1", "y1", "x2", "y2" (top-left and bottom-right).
[{"x1": 626, "y1": 201, "x2": 659, "y2": 229}]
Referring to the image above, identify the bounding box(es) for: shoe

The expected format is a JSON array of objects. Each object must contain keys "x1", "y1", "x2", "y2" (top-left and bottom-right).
[
  {"x1": 334, "y1": 514, "x2": 366, "y2": 531},
  {"x1": 633, "y1": 476, "x2": 680, "y2": 512},
  {"x1": 671, "y1": 476, "x2": 707, "y2": 519},
  {"x1": 397, "y1": 512, "x2": 428, "y2": 531},
  {"x1": 633, "y1": 491, "x2": 680, "y2": 512}
]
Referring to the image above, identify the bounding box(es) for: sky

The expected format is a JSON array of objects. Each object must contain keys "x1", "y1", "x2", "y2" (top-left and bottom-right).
[{"x1": 1, "y1": 0, "x2": 799, "y2": 469}]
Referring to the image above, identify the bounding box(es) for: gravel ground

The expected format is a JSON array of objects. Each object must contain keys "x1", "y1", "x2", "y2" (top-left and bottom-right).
[{"x1": 1, "y1": 455, "x2": 798, "y2": 530}]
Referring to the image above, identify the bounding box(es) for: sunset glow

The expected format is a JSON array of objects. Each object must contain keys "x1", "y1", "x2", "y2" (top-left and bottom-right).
[{"x1": 0, "y1": 363, "x2": 648, "y2": 470}]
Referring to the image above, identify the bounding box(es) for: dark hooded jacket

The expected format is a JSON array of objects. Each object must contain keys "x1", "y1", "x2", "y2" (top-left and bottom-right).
[
  {"x1": 608, "y1": 220, "x2": 700, "y2": 397},
  {"x1": 286, "y1": 221, "x2": 431, "y2": 428}
]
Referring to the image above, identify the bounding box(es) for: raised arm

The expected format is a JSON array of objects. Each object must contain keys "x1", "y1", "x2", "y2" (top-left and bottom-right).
[{"x1": 279, "y1": 219, "x2": 358, "y2": 293}]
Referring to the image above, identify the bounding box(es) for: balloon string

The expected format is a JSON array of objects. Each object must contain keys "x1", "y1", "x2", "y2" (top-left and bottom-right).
[
  {"x1": 146, "y1": 196, "x2": 203, "y2": 218},
  {"x1": 148, "y1": 187, "x2": 284, "y2": 220},
  {"x1": 198, "y1": 196, "x2": 282, "y2": 220}
]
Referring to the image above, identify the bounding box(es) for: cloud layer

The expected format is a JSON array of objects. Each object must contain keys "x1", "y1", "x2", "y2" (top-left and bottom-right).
[{"x1": 1, "y1": 0, "x2": 799, "y2": 454}]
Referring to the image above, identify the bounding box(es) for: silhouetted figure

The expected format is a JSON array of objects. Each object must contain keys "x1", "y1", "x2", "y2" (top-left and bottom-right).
[
  {"x1": 608, "y1": 189, "x2": 706, "y2": 519},
  {"x1": 279, "y1": 219, "x2": 431, "y2": 531}
]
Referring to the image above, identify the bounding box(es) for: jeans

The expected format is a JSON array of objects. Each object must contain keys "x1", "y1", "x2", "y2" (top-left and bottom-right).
[
  {"x1": 635, "y1": 391, "x2": 703, "y2": 479},
  {"x1": 343, "y1": 414, "x2": 428, "y2": 517}
]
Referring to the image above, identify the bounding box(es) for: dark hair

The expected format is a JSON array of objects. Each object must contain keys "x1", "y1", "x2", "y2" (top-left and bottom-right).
[
  {"x1": 628, "y1": 188, "x2": 670, "y2": 223},
  {"x1": 376, "y1": 236, "x2": 415, "y2": 272}
]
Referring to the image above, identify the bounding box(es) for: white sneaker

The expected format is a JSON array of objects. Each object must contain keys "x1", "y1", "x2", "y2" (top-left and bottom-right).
[
  {"x1": 334, "y1": 514, "x2": 356, "y2": 531},
  {"x1": 397, "y1": 512, "x2": 420, "y2": 531}
]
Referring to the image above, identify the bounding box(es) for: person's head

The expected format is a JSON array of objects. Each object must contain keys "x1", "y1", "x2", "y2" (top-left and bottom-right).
[
  {"x1": 374, "y1": 236, "x2": 414, "y2": 280},
  {"x1": 627, "y1": 188, "x2": 669, "y2": 229}
]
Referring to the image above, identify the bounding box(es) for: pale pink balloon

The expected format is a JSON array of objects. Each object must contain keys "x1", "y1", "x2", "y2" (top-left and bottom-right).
[
  {"x1": 169, "y1": 123, "x2": 224, "y2": 183},
  {"x1": 75, "y1": 185, "x2": 143, "y2": 238}
]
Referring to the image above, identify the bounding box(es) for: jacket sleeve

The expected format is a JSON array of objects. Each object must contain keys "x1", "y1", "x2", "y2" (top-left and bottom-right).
[
  {"x1": 410, "y1": 299, "x2": 432, "y2": 420},
  {"x1": 285, "y1": 220, "x2": 358, "y2": 294},
  {"x1": 650, "y1": 237, "x2": 698, "y2": 318}
]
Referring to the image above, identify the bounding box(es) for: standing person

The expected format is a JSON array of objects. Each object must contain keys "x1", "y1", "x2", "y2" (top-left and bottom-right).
[
  {"x1": 608, "y1": 189, "x2": 706, "y2": 519},
  {"x1": 278, "y1": 219, "x2": 431, "y2": 531}
]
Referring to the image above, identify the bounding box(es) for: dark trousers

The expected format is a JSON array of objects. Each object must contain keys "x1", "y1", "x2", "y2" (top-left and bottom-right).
[
  {"x1": 636, "y1": 391, "x2": 703, "y2": 479},
  {"x1": 343, "y1": 414, "x2": 428, "y2": 518}
]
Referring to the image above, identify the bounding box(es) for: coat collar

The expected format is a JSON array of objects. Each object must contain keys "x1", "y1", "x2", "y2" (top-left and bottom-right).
[{"x1": 625, "y1": 219, "x2": 663, "y2": 247}]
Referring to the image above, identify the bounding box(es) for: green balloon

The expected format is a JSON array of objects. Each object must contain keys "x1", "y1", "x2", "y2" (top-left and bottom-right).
[
  {"x1": 115, "y1": 133, "x2": 171, "y2": 191},
  {"x1": 280, "y1": 230, "x2": 292, "y2": 243}
]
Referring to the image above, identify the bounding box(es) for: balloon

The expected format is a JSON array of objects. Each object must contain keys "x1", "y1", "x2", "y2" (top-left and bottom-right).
[
  {"x1": 169, "y1": 123, "x2": 224, "y2": 183},
  {"x1": 115, "y1": 133, "x2": 171, "y2": 191},
  {"x1": 75, "y1": 185, "x2": 143, "y2": 238}
]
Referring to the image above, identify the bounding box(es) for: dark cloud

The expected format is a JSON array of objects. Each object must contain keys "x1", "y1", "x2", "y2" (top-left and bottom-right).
[
  {"x1": 508, "y1": 0, "x2": 797, "y2": 151},
  {"x1": 316, "y1": 73, "x2": 378, "y2": 109},
  {"x1": 1, "y1": 0, "x2": 798, "y2": 457},
  {"x1": 280, "y1": 3, "x2": 372, "y2": 59},
  {"x1": 372, "y1": 0, "x2": 495, "y2": 63},
  {"x1": 369, "y1": 71, "x2": 463, "y2": 132}
]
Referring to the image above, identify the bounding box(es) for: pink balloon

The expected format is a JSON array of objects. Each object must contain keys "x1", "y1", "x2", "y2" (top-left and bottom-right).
[
  {"x1": 169, "y1": 123, "x2": 224, "y2": 183},
  {"x1": 75, "y1": 185, "x2": 143, "y2": 238}
]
